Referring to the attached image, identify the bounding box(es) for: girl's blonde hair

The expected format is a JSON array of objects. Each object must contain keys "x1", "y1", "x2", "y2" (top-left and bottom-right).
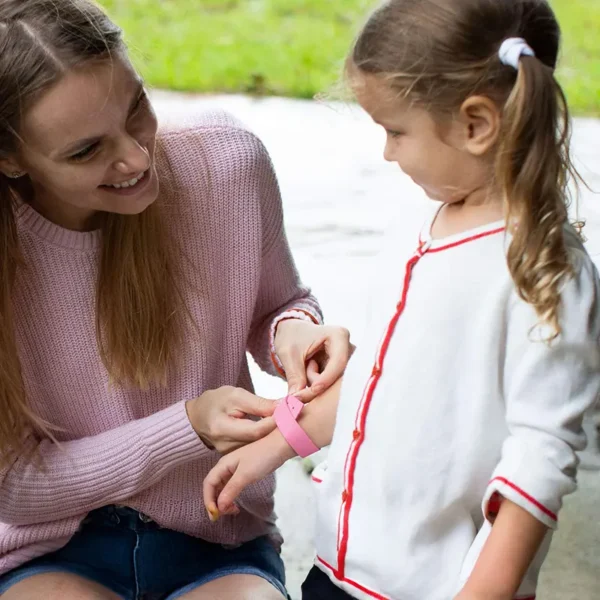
[
  {"x1": 348, "y1": 0, "x2": 577, "y2": 337},
  {"x1": 0, "y1": 0, "x2": 184, "y2": 468}
]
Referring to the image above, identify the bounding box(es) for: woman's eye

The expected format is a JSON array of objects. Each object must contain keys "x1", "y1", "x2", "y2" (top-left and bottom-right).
[
  {"x1": 386, "y1": 130, "x2": 404, "y2": 138},
  {"x1": 131, "y1": 91, "x2": 148, "y2": 116},
  {"x1": 70, "y1": 143, "x2": 99, "y2": 162}
]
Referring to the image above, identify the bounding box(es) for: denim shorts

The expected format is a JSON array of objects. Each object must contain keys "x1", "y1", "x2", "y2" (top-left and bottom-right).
[{"x1": 0, "y1": 506, "x2": 288, "y2": 599}]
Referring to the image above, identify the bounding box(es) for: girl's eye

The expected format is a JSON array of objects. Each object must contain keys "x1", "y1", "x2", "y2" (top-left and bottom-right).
[{"x1": 70, "y1": 143, "x2": 99, "y2": 162}]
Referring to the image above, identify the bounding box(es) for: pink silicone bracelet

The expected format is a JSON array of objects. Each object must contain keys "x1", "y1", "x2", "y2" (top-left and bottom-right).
[{"x1": 274, "y1": 395, "x2": 319, "y2": 458}]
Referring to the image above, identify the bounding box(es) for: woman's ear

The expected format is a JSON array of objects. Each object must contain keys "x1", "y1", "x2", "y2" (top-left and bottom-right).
[
  {"x1": 0, "y1": 157, "x2": 26, "y2": 179},
  {"x1": 458, "y1": 95, "x2": 501, "y2": 157}
]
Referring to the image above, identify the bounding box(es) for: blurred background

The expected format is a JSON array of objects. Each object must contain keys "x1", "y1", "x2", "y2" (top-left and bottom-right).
[{"x1": 101, "y1": 0, "x2": 598, "y2": 114}]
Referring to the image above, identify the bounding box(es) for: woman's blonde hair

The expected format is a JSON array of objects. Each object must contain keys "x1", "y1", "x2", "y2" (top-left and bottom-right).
[
  {"x1": 348, "y1": 0, "x2": 577, "y2": 338},
  {"x1": 0, "y1": 0, "x2": 184, "y2": 468}
]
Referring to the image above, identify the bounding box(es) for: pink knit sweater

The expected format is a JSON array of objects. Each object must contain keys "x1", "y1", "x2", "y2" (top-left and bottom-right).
[{"x1": 0, "y1": 111, "x2": 322, "y2": 575}]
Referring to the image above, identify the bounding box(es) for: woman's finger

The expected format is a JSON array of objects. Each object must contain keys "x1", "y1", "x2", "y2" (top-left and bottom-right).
[
  {"x1": 233, "y1": 389, "x2": 277, "y2": 418},
  {"x1": 221, "y1": 415, "x2": 277, "y2": 446},
  {"x1": 306, "y1": 359, "x2": 321, "y2": 386},
  {"x1": 309, "y1": 331, "x2": 351, "y2": 394},
  {"x1": 277, "y1": 345, "x2": 308, "y2": 395},
  {"x1": 292, "y1": 360, "x2": 321, "y2": 403}
]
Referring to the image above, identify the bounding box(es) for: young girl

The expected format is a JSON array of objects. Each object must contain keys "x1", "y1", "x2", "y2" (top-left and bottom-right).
[{"x1": 204, "y1": 1, "x2": 600, "y2": 599}]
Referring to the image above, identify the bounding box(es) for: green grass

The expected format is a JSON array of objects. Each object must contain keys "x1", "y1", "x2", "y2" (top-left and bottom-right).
[
  {"x1": 99, "y1": 0, "x2": 600, "y2": 115},
  {"x1": 552, "y1": 0, "x2": 600, "y2": 116}
]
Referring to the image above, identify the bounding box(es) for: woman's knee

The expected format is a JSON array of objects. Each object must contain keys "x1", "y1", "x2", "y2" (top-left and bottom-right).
[
  {"x1": 1, "y1": 572, "x2": 121, "y2": 600},
  {"x1": 176, "y1": 573, "x2": 286, "y2": 600}
]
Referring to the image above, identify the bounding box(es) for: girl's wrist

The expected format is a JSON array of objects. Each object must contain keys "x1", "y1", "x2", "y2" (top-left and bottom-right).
[{"x1": 266, "y1": 426, "x2": 299, "y2": 464}]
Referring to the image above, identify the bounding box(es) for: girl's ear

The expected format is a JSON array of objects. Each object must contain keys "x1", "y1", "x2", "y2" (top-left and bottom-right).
[{"x1": 458, "y1": 95, "x2": 502, "y2": 157}]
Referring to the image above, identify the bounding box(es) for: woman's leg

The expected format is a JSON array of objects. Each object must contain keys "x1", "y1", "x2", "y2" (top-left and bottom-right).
[
  {"x1": 175, "y1": 573, "x2": 285, "y2": 600},
  {"x1": 1, "y1": 572, "x2": 122, "y2": 600}
]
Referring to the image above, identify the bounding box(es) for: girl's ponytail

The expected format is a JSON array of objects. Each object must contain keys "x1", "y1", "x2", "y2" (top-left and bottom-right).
[{"x1": 497, "y1": 52, "x2": 575, "y2": 338}]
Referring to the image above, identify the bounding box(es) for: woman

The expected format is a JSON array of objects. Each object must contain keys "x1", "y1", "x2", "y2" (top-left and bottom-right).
[{"x1": 0, "y1": 1, "x2": 350, "y2": 598}]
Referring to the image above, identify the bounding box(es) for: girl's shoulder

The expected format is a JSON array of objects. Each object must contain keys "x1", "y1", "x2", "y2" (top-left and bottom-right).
[{"x1": 564, "y1": 224, "x2": 598, "y2": 272}]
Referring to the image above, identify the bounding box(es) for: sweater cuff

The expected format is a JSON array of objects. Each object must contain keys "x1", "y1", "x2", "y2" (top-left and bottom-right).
[{"x1": 142, "y1": 400, "x2": 211, "y2": 468}]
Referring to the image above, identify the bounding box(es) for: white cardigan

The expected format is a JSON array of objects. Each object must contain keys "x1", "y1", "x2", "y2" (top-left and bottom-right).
[{"x1": 312, "y1": 211, "x2": 600, "y2": 600}]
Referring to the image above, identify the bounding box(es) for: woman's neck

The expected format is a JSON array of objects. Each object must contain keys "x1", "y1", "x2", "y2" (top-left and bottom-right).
[{"x1": 16, "y1": 178, "x2": 99, "y2": 232}]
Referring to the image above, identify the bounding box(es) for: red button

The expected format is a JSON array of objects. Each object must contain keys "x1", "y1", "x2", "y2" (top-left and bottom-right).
[
  {"x1": 372, "y1": 366, "x2": 381, "y2": 377},
  {"x1": 342, "y1": 491, "x2": 348, "y2": 502},
  {"x1": 353, "y1": 429, "x2": 361, "y2": 441}
]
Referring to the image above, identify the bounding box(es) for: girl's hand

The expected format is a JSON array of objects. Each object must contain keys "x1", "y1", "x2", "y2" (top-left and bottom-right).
[
  {"x1": 185, "y1": 387, "x2": 277, "y2": 454},
  {"x1": 203, "y1": 431, "x2": 295, "y2": 520},
  {"x1": 274, "y1": 320, "x2": 352, "y2": 401}
]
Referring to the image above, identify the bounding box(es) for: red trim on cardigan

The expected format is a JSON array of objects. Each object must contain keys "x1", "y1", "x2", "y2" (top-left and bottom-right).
[
  {"x1": 489, "y1": 477, "x2": 557, "y2": 521},
  {"x1": 318, "y1": 556, "x2": 536, "y2": 600},
  {"x1": 336, "y1": 247, "x2": 424, "y2": 578},
  {"x1": 312, "y1": 475, "x2": 323, "y2": 484},
  {"x1": 317, "y1": 556, "x2": 391, "y2": 600},
  {"x1": 426, "y1": 227, "x2": 505, "y2": 253},
  {"x1": 331, "y1": 227, "x2": 507, "y2": 582}
]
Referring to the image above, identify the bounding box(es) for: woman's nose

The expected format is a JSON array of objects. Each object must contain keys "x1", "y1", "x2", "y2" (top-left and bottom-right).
[{"x1": 114, "y1": 137, "x2": 150, "y2": 175}]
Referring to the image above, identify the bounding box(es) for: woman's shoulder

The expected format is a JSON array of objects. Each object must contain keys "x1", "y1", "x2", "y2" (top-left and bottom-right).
[
  {"x1": 158, "y1": 109, "x2": 268, "y2": 168},
  {"x1": 155, "y1": 110, "x2": 273, "y2": 199}
]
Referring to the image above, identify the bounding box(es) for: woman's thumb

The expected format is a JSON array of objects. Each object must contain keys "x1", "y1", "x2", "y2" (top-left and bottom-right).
[
  {"x1": 279, "y1": 356, "x2": 308, "y2": 396},
  {"x1": 236, "y1": 391, "x2": 277, "y2": 418}
]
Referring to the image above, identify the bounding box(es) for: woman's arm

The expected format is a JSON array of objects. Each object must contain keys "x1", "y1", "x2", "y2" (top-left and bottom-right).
[
  {"x1": 0, "y1": 387, "x2": 278, "y2": 526},
  {"x1": 242, "y1": 134, "x2": 352, "y2": 397},
  {"x1": 243, "y1": 132, "x2": 323, "y2": 372},
  {"x1": 0, "y1": 401, "x2": 208, "y2": 526},
  {"x1": 203, "y1": 378, "x2": 343, "y2": 519}
]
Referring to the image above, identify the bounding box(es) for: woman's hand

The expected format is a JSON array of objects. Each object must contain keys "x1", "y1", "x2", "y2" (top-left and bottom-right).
[
  {"x1": 274, "y1": 320, "x2": 352, "y2": 401},
  {"x1": 185, "y1": 387, "x2": 277, "y2": 454},
  {"x1": 203, "y1": 430, "x2": 295, "y2": 520}
]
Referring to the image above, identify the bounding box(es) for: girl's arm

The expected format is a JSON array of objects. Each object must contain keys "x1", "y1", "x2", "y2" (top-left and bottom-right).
[
  {"x1": 458, "y1": 251, "x2": 600, "y2": 599},
  {"x1": 455, "y1": 499, "x2": 548, "y2": 600},
  {"x1": 203, "y1": 378, "x2": 342, "y2": 519}
]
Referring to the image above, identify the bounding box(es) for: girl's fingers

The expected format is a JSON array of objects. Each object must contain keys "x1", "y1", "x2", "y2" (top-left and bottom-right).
[{"x1": 203, "y1": 458, "x2": 238, "y2": 520}]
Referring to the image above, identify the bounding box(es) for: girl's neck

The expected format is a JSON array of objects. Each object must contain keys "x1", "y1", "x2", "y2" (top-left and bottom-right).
[{"x1": 431, "y1": 188, "x2": 504, "y2": 240}]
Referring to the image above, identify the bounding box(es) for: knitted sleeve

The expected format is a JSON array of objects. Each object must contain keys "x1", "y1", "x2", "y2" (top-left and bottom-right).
[
  {"x1": 243, "y1": 133, "x2": 323, "y2": 376},
  {"x1": 0, "y1": 401, "x2": 209, "y2": 525}
]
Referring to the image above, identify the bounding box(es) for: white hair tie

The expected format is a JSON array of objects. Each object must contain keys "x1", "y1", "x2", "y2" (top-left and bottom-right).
[{"x1": 498, "y1": 37, "x2": 535, "y2": 70}]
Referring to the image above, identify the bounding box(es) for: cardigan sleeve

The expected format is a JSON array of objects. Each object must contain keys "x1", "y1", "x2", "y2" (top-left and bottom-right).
[{"x1": 482, "y1": 250, "x2": 600, "y2": 529}]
